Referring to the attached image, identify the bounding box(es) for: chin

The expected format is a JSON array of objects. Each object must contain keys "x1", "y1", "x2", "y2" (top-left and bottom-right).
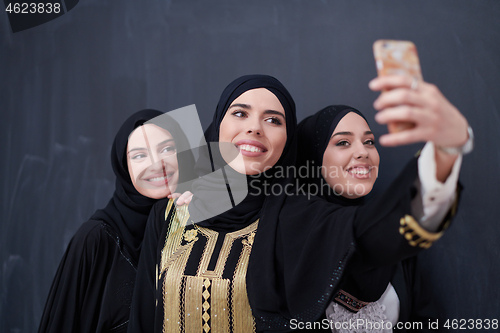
[
  {"x1": 135, "y1": 184, "x2": 177, "y2": 199},
  {"x1": 227, "y1": 161, "x2": 259, "y2": 175}
]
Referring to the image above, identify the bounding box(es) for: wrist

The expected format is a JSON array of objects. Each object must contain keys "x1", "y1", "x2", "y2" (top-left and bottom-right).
[{"x1": 436, "y1": 125, "x2": 474, "y2": 155}]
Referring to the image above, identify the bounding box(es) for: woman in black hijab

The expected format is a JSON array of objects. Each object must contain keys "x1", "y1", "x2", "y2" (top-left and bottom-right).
[
  {"x1": 39, "y1": 109, "x2": 195, "y2": 333},
  {"x1": 296, "y1": 105, "x2": 452, "y2": 332},
  {"x1": 128, "y1": 74, "x2": 298, "y2": 332},
  {"x1": 128, "y1": 75, "x2": 465, "y2": 333}
]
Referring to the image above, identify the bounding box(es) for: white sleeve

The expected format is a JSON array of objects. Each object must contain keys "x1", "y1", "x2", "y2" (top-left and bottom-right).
[{"x1": 411, "y1": 142, "x2": 462, "y2": 232}]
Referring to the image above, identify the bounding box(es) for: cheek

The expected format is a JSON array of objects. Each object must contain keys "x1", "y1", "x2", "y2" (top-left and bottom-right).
[
  {"x1": 127, "y1": 160, "x2": 148, "y2": 186},
  {"x1": 321, "y1": 149, "x2": 349, "y2": 186},
  {"x1": 322, "y1": 149, "x2": 347, "y2": 173},
  {"x1": 219, "y1": 117, "x2": 236, "y2": 142},
  {"x1": 372, "y1": 150, "x2": 380, "y2": 167},
  {"x1": 267, "y1": 128, "x2": 287, "y2": 154},
  {"x1": 127, "y1": 161, "x2": 143, "y2": 193}
]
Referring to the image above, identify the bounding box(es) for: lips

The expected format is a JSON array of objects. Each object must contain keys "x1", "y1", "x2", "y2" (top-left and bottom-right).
[
  {"x1": 346, "y1": 164, "x2": 373, "y2": 179},
  {"x1": 235, "y1": 140, "x2": 267, "y2": 156},
  {"x1": 143, "y1": 172, "x2": 175, "y2": 187}
]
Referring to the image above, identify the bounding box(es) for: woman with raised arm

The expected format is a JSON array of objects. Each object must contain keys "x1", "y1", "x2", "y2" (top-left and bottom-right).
[
  {"x1": 39, "y1": 110, "x2": 195, "y2": 333},
  {"x1": 296, "y1": 104, "x2": 462, "y2": 332}
]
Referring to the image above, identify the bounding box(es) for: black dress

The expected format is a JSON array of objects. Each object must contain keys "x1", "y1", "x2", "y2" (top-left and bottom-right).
[
  {"x1": 38, "y1": 110, "x2": 196, "y2": 333},
  {"x1": 39, "y1": 220, "x2": 141, "y2": 333},
  {"x1": 294, "y1": 105, "x2": 457, "y2": 333}
]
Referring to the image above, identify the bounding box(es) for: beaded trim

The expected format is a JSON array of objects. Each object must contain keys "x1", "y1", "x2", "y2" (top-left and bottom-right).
[{"x1": 333, "y1": 289, "x2": 370, "y2": 312}]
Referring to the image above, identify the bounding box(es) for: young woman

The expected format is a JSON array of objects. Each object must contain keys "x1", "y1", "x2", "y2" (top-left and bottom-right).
[
  {"x1": 39, "y1": 109, "x2": 195, "y2": 333},
  {"x1": 128, "y1": 75, "x2": 469, "y2": 332},
  {"x1": 296, "y1": 105, "x2": 458, "y2": 332}
]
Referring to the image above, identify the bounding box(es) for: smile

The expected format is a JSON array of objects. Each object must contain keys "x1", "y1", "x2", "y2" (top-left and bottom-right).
[
  {"x1": 346, "y1": 166, "x2": 373, "y2": 179},
  {"x1": 146, "y1": 175, "x2": 173, "y2": 182},
  {"x1": 348, "y1": 168, "x2": 370, "y2": 175},
  {"x1": 238, "y1": 144, "x2": 265, "y2": 153},
  {"x1": 143, "y1": 173, "x2": 175, "y2": 187}
]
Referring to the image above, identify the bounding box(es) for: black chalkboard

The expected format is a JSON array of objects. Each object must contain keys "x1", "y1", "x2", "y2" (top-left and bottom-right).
[{"x1": 1, "y1": 1, "x2": 499, "y2": 331}]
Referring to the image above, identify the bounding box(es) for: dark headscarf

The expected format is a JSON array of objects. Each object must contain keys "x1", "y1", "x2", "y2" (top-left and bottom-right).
[
  {"x1": 297, "y1": 105, "x2": 368, "y2": 206},
  {"x1": 91, "y1": 109, "x2": 195, "y2": 265},
  {"x1": 296, "y1": 105, "x2": 394, "y2": 313},
  {"x1": 189, "y1": 74, "x2": 297, "y2": 231}
]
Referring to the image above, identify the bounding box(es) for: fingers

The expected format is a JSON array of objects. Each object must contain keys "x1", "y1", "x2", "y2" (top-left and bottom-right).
[
  {"x1": 369, "y1": 75, "x2": 416, "y2": 92},
  {"x1": 375, "y1": 104, "x2": 439, "y2": 125},
  {"x1": 378, "y1": 127, "x2": 432, "y2": 147},
  {"x1": 175, "y1": 191, "x2": 193, "y2": 206},
  {"x1": 168, "y1": 193, "x2": 181, "y2": 199},
  {"x1": 373, "y1": 88, "x2": 423, "y2": 111}
]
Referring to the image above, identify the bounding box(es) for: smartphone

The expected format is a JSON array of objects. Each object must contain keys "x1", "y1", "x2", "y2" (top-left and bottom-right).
[{"x1": 373, "y1": 40, "x2": 423, "y2": 133}]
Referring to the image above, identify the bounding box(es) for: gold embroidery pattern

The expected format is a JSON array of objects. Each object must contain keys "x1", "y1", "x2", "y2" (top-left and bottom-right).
[
  {"x1": 160, "y1": 206, "x2": 258, "y2": 333},
  {"x1": 399, "y1": 214, "x2": 444, "y2": 248},
  {"x1": 184, "y1": 277, "x2": 204, "y2": 333},
  {"x1": 163, "y1": 240, "x2": 194, "y2": 333},
  {"x1": 211, "y1": 278, "x2": 230, "y2": 332},
  {"x1": 195, "y1": 226, "x2": 219, "y2": 278},
  {"x1": 202, "y1": 278, "x2": 212, "y2": 332},
  {"x1": 161, "y1": 201, "x2": 192, "y2": 333},
  {"x1": 184, "y1": 229, "x2": 198, "y2": 243},
  {"x1": 232, "y1": 229, "x2": 256, "y2": 332},
  {"x1": 161, "y1": 201, "x2": 190, "y2": 274}
]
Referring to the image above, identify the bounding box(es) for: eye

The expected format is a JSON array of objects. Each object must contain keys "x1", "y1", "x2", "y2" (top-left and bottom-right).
[
  {"x1": 231, "y1": 110, "x2": 247, "y2": 118},
  {"x1": 265, "y1": 117, "x2": 283, "y2": 125},
  {"x1": 160, "y1": 145, "x2": 176, "y2": 155},
  {"x1": 131, "y1": 153, "x2": 147, "y2": 160},
  {"x1": 364, "y1": 139, "x2": 375, "y2": 146},
  {"x1": 335, "y1": 140, "x2": 350, "y2": 147}
]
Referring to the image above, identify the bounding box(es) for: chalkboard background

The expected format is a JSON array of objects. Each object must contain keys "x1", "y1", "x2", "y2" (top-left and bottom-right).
[{"x1": 1, "y1": 1, "x2": 499, "y2": 331}]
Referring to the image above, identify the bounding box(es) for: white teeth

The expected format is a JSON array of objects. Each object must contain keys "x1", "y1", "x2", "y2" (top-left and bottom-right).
[
  {"x1": 349, "y1": 168, "x2": 370, "y2": 175},
  {"x1": 148, "y1": 175, "x2": 172, "y2": 182},
  {"x1": 238, "y1": 144, "x2": 264, "y2": 153}
]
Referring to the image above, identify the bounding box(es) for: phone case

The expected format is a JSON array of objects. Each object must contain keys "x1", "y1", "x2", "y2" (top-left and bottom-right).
[{"x1": 373, "y1": 40, "x2": 423, "y2": 133}]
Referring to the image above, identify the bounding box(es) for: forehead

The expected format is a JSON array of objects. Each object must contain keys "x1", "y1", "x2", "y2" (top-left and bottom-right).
[
  {"x1": 230, "y1": 88, "x2": 285, "y2": 113},
  {"x1": 333, "y1": 112, "x2": 371, "y2": 133},
  {"x1": 128, "y1": 124, "x2": 173, "y2": 147}
]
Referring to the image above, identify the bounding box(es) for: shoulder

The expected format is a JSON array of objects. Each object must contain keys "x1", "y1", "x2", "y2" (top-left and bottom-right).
[
  {"x1": 70, "y1": 220, "x2": 107, "y2": 246},
  {"x1": 281, "y1": 190, "x2": 348, "y2": 218},
  {"x1": 63, "y1": 220, "x2": 119, "y2": 262},
  {"x1": 144, "y1": 198, "x2": 176, "y2": 236}
]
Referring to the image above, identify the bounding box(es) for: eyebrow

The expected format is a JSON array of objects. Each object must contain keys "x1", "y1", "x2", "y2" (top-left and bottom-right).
[
  {"x1": 228, "y1": 104, "x2": 286, "y2": 119},
  {"x1": 331, "y1": 130, "x2": 373, "y2": 138},
  {"x1": 127, "y1": 138, "x2": 175, "y2": 154}
]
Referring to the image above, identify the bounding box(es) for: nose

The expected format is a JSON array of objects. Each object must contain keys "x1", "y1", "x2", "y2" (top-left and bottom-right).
[
  {"x1": 246, "y1": 118, "x2": 262, "y2": 135},
  {"x1": 353, "y1": 141, "x2": 369, "y2": 159},
  {"x1": 148, "y1": 158, "x2": 166, "y2": 173}
]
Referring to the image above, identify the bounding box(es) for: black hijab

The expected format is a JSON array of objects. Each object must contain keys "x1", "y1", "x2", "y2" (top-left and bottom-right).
[
  {"x1": 91, "y1": 109, "x2": 195, "y2": 265},
  {"x1": 296, "y1": 105, "x2": 395, "y2": 313},
  {"x1": 297, "y1": 105, "x2": 368, "y2": 206},
  {"x1": 189, "y1": 74, "x2": 297, "y2": 231}
]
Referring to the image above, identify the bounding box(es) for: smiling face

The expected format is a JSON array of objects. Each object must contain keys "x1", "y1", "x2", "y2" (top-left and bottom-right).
[
  {"x1": 219, "y1": 88, "x2": 287, "y2": 175},
  {"x1": 322, "y1": 112, "x2": 380, "y2": 198},
  {"x1": 126, "y1": 124, "x2": 179, "y2": 199}
]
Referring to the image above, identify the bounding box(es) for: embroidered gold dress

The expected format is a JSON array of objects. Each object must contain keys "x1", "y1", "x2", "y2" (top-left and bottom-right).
[{"x1": 157, "y1": 200, "x2": 257, "y2": 333}]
